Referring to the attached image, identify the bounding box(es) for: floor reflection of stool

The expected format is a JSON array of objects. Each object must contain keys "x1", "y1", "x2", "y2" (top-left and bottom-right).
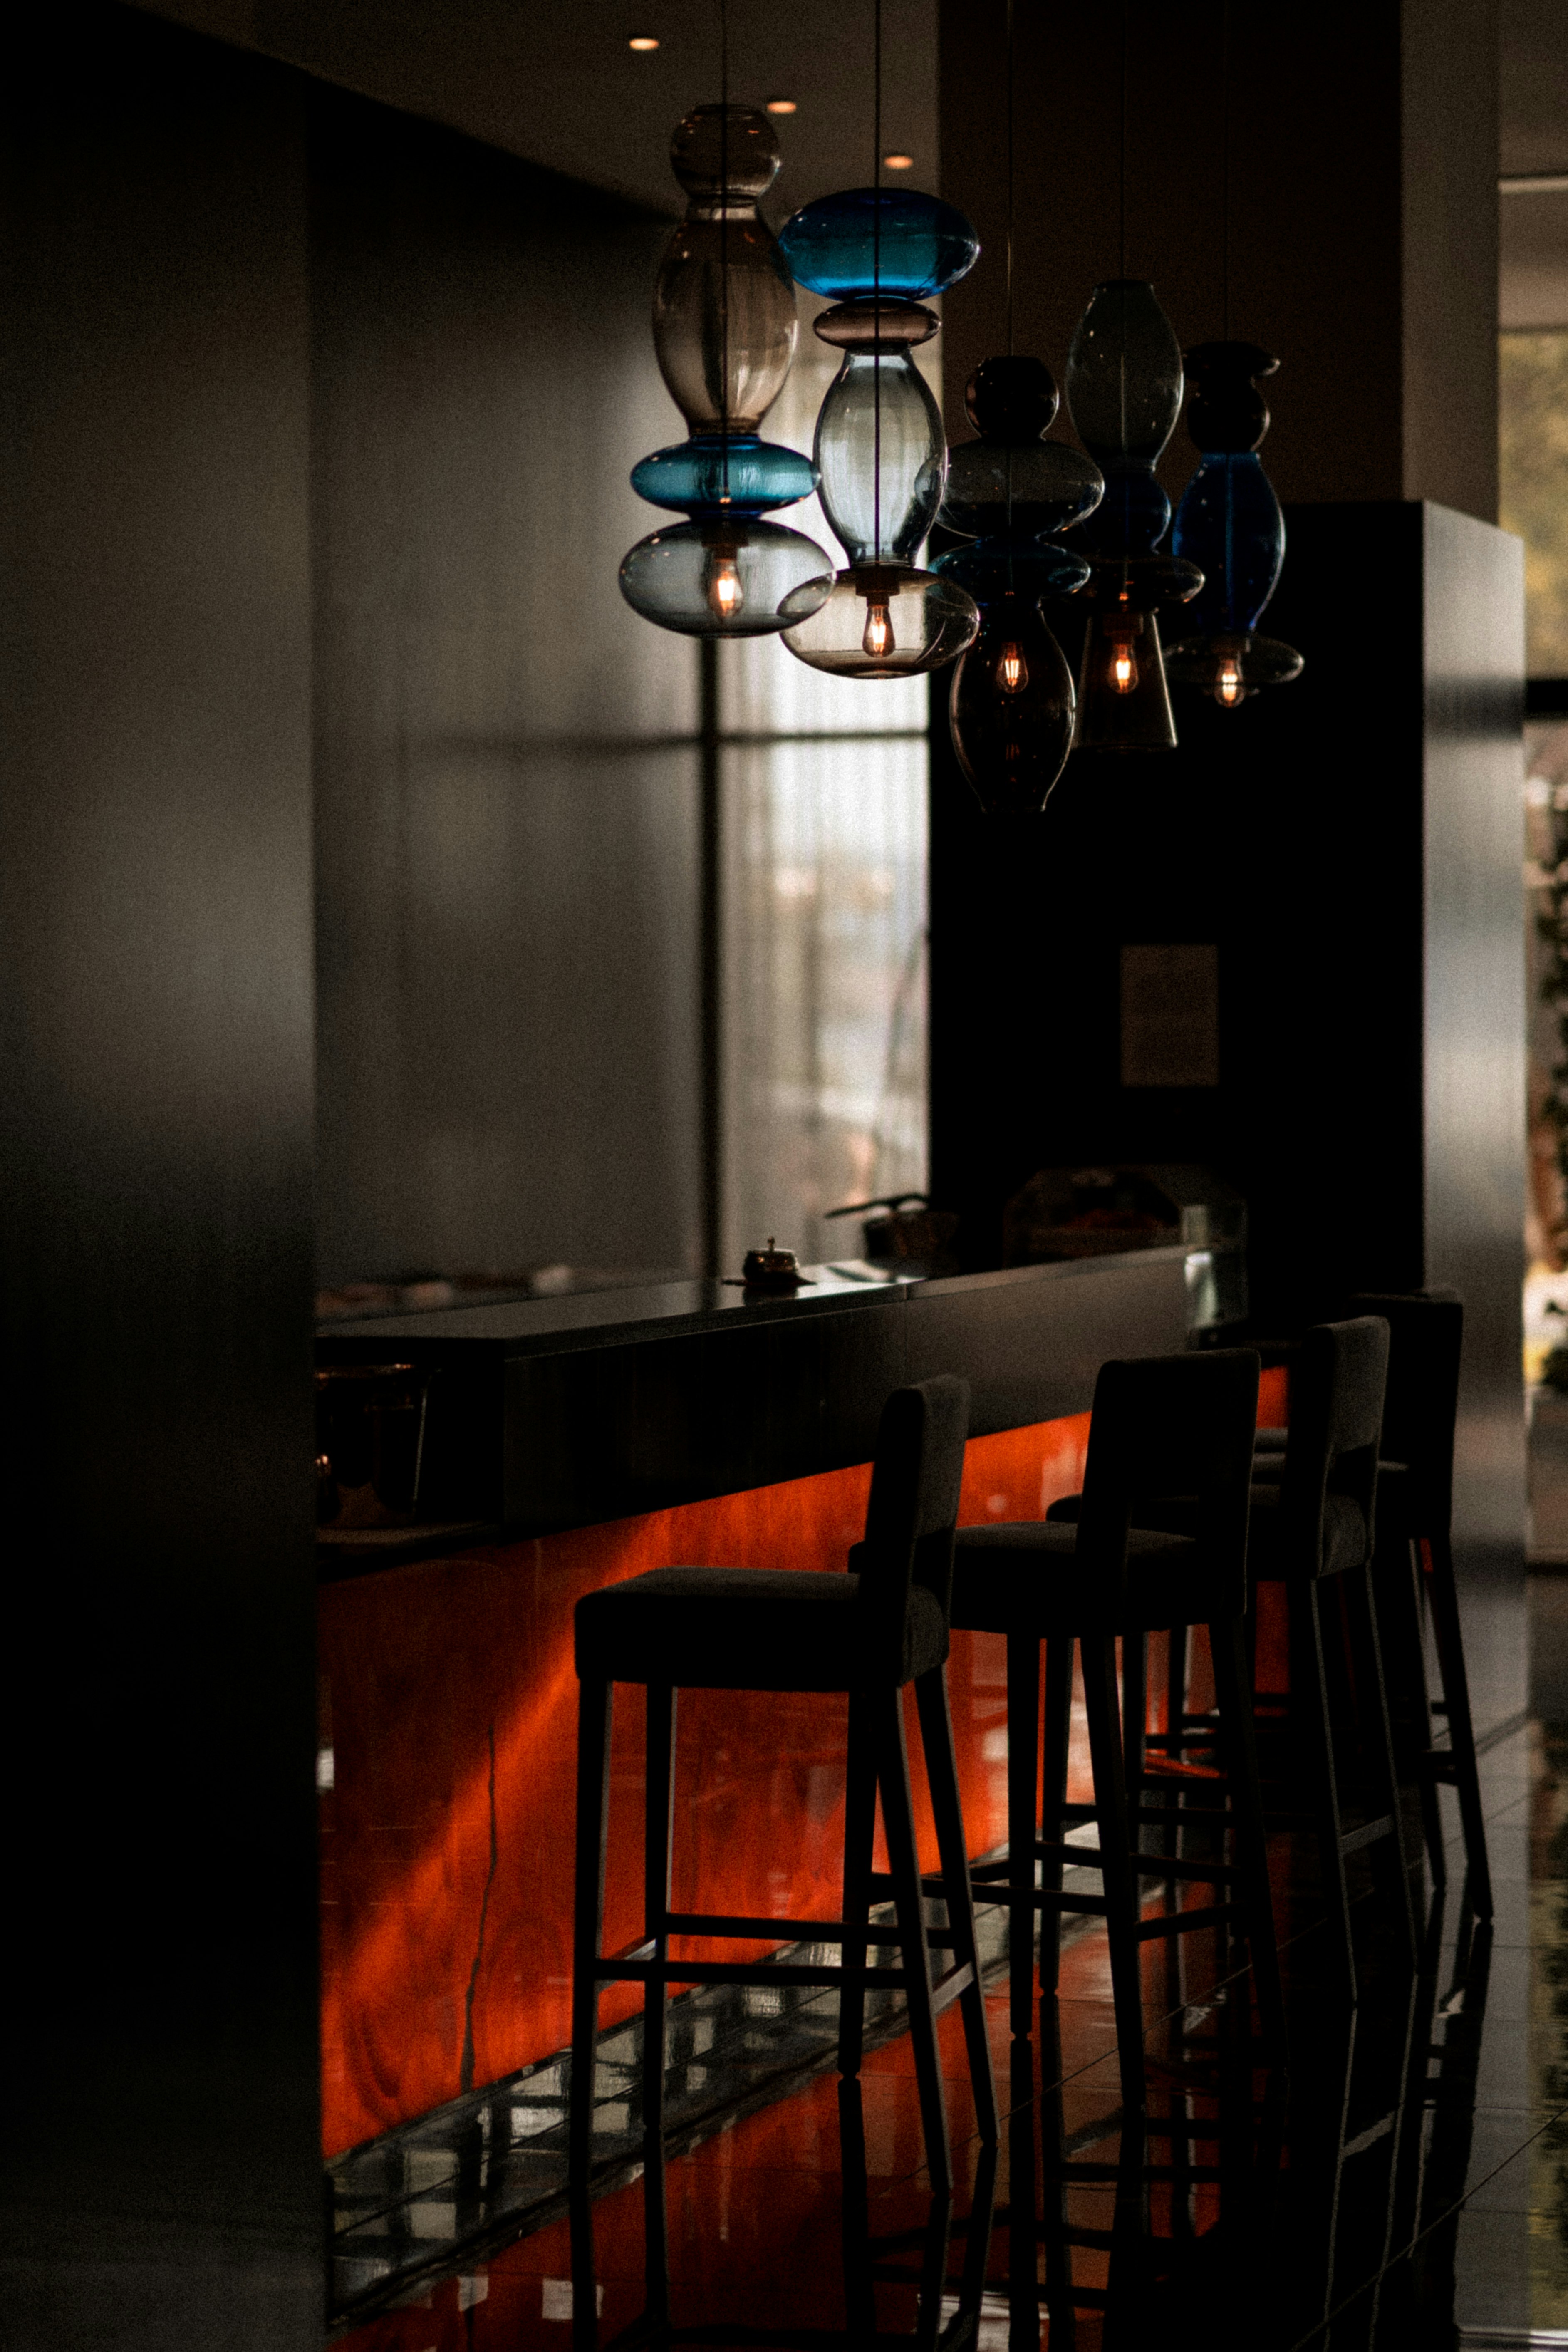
[
  {"x1": 949, "y1": 1349, "x2": 1282, "y2": 2120},
  {"x1": 567, "y1": 1376, "x2": 999, "y2": 2341}
]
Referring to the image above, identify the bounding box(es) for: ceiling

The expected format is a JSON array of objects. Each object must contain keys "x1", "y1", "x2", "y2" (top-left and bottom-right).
[
  {"x1": 143, "y1": 0, "x2": 1568, "y2": 328},
  {"x1": 141, "y1": 0, "x2": 938, "y2": 227}
]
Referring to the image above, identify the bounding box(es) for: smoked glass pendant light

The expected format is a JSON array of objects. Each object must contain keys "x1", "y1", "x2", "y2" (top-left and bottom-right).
[
  {"x1": 620, "y1": 90, "x2": 831, "y2": 637},
  {"x1": 1163, "y1": 17, "x2": 1302, "y2": 706},
  {"x1": 773, "y1": 0, "x2": 981, "y2": 678},
  {"x1": 935, "y1": 5, "x2": 1103, "y2": 810},
  {"x1": 1066, "y1": 280, "x2": 1201, "y2": 752}
]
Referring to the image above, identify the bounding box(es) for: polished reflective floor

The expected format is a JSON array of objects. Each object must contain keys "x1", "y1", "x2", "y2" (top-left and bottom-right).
[{"x1": 330, "y1": 1591, "x2": 1563, "y2": 2350}]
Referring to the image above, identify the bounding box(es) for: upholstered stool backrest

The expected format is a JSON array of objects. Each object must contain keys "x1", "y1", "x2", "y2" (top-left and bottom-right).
[
  {"x1": 856, "y1": 1376, "x2": 970, "y2": 1681},
  {"x1": 1278, "y1": 1316, "x2": 1390, "y2": 1579},
  {"x1": 1075, "y1": 1349, "x2": 1261, "y2": 1618},
  {"x1": 1346, "y1": 1290, "x2": 1462, "y2": 1533}
]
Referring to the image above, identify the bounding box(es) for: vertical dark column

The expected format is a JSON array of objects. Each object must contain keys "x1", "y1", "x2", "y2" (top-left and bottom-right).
[
  {"x1": 0, "y1": 7, "x2": 319, "y2": 2343},
  {"x1": 700, "y1": 637, "x2": 724, "y2": 1276}
]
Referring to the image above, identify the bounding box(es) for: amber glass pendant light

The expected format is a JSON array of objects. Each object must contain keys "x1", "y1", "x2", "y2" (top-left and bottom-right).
[
  {"x1": 619, "y1": 15, "x2": 832, "y2": 639},
  {"x1": 774, "y1": 0, "x2": 981, "y2": 677},
  {"x1": 936, "y1": 4, "x2": 1103, "y2": 810},
  {"x1": 1164, "y1": 12, "x2": 1302, "y2": 706},
  {"x1": 1065, "y1": 7, "x2": 1202, "y2": 751}
]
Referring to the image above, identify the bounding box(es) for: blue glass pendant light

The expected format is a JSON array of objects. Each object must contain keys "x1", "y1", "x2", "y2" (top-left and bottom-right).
[
  {"x1": 1166, "y1": 344, "x2": 1302, "y2": 703},
  {"x1": 1164, "y1": 7, "x2": 1300, "y2": 706},
  {"x1": 772, "y1": 2, "x2": 981, "y2": 678},
  {"x1": 1065, "y1": 278, "x2": 1203, "y2": 751},
  {"x1": 620, "y1": 100, "x2": 832, "y2": 638}
]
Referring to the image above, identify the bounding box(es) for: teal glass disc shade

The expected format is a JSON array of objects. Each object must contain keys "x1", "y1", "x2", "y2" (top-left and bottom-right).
[
  {"x1": 631, "y1": 435, "x2": 818, "y2": 517},
  {"x1": 778, "y1": 187, "x2": 980, "y2": 300},
  {"x1": 621, "y1": 518, "x2": 833, "y2": 638}
]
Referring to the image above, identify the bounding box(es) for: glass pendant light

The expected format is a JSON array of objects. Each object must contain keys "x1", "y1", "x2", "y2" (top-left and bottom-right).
[
  {"x1": 1164, "y1": 6, "x2": 1300, "y2": 707},
  {"x1": 773, "y1": 2, "x2": 981, "y2": 679},
  {"x1": 620, "y1": 100, "x2": 832, "y2": 638},
  {"x1": 938, "y1": 359, "x2": 1100, "y2": 811},
  {"x1": 1166, "y1": 344, "x2": 1303, "y2": 703},
  {"x1": 1065, "y1": 278, "x2": 1203, "y2": 751}
]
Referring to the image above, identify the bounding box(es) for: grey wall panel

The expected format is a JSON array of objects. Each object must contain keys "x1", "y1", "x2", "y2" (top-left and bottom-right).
[
  {"x1": 0, "y1": 6, "x2": 320, "y2": 2341},
  {"x1": 1423, "y1": 503, "x2": 1528, "y2": 1729},
  {"x1": 311, "y1": 95, "x2": 703, "y2": 1288}
]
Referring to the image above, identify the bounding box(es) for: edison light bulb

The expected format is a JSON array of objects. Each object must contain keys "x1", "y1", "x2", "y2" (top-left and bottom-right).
[
  {"x1": 862, "y1": 596, "x2": 894, "y2": 659},
  {"x1": 706, "y1": 550, "x2": 744, "y2": 619},
  {"x1": 1215, "y1": 653, "x2": 1244, "y2": 706},
  {"x1": 1110, "y1": 639, "x2": 1138, "y2": 694},
  {"x1": 996, "y1": 640, "x2": 1028, "y2": 695}
]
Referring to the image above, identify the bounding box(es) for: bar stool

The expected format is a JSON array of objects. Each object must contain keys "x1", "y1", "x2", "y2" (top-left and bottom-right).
[
  {"x1": 567, "y1": 1373, "x2": 1000, "y2": 2317},
  {"x1": 1137, "y1": 1318, "x2": 1417, "y2": 2001},
  {"x1": 946, "y1": 1348, "x2": 1282, "y2": 2120},
  {"x1": 1251, "y1": 1294, "x2": 1489, "y2": 1917}
]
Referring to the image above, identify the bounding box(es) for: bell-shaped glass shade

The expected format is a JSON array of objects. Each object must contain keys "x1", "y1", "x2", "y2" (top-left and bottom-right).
[
  {"x1": 620, "y1": 518, "x2": 833, "y2": 637},
  {"x1": 778, "y1": 187, "x2": 980, "y2": 301},
  {"x1": 1165, "y1": 629, "x2": 1304, "y2": 705},
  {"x1": 949, "y1": 595, "x2": 1075, "y2": 813},
  {"x1": 816, "y1": 349, "x2": 946, "y2": 564},
  {"x1": 1172, "y1": 452, "x2": 1285, "y2": 634},
  {"x1": 1065, "y1": 280, "x2": 1184, "y2": 466},
  {"x1": 781, "y1": 564, "x2": 978, "y2": 677},
  {"x1": 941, "y1": 438, "x2": 1103, "y2": 541},
  {"x1": 631, "y1": 434, "x2": 818, "y2": 516},
  {"x1": 654, "y1": 107, "x2": 799, "y2": 435},
  {"x1": 1073, "y1": 606, "x2": 1177, "y2": 751}
]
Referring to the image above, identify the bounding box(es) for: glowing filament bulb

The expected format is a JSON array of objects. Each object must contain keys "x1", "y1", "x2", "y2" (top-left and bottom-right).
[
  {"x1": 996, "y1": 641, "x2": 1028, "y2": 695},
  {"x1": 1215, "y1": 655, "x2": 1244, "y2": 706},
  {"x1": 862, "y1": 596, "x2": 894, "y2": 659},
  {"x1": 1110, "y1": 642, "x2": 1138, "y2": 694},
  {"x1": 706, "y1": 552, "x2": 744, "y2": 620}
]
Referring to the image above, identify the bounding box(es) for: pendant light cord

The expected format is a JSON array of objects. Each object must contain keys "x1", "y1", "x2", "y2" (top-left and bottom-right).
[
  {"x1": 1119, "y1": 0, "x2": 1128, "y2": 278},
  {"x1": 872, "y1": 0, "x2": 882, "y2": 565},
  {"x1": 1005, "y1": 0, "x2": 1015, "y2": 591},
  {"x1": 1221, "y1": 0, "x2": 1231, "y2": 341},
  {"x1": 719, "y1": 0, "x2": 730, "y2": 501}
]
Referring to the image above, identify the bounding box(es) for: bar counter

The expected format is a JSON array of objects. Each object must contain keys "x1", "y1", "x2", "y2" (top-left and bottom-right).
[{"x1": 315, "y1": 1243, "x2": 1243, "y2": 2159}]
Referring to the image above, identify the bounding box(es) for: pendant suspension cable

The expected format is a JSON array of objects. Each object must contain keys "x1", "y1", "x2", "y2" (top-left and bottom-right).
[
  {"x1": 1119, "y1": 0, "x2": 1128, "y2": 279},
  {"x1": 719, "y1": 0, "x2": 731, "y2": 500},
  {"x1": 872, "y1": 0, "x2": 883, "y2": 565},
  {"x1": 1005, "y1": 0, "x2": 1016, "y2": 589},
  {"x1": 1221, "y1": 0, "x2": 1232, "y2": 342}
]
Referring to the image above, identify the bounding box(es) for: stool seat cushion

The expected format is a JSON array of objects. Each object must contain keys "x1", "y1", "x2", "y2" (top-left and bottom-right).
[
  {"x1": 574, "y1": 1565, "x2": 948, "y2": 1692},
  {"x1": 950, "y1": 1520, "x2": 1224, "y2": 1635}
]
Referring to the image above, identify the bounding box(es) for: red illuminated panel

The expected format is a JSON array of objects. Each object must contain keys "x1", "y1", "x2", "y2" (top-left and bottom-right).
[{"x1": 318, "y1": 1414, "x2": 1090, "y2": 2155}]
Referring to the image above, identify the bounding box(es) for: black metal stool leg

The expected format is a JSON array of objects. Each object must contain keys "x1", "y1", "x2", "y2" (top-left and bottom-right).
[
  {"x1": 1007, "y1": 2038, "x2": 1040, "y2": 2352},
  {"x1": 838, "y1": 2077, "x2": 877, "y2": 2340},
  {"x1": 1006, "y1": 1632, "x2": 1042, "y2": 2038},
  {"x1": 642, "y1": 1683, "x2": 675, "y2": 2325},
  {"x1": 570, "y1": 1675, "x2": 613, "y2": 2350},
  {"x1": 1425, "y1": 1531, "x2": 1494, "y2": 1919},
  {"x1": 877, "y1": 1687, "x2": 952, "y2": 2197},
  {"x1": 1291, "y1": 1579, "x2": 1357, "y2": 2004},
  {"x1": 1344, "y1": 1561, "x2": 1419, "y2": 1966},
  {"x1": 1377, "y1": 1534, "x2": 1447, "y2": 1889},
  {"x1": 1209, "y1": 1616, "x2": 1286, "y2": 2063},
  {"x1": 1038, "y1": 1636, "x2": 1074, "y2": 2000},
  {"x1": 1079, "y1": 1631, "x2": 1147, "y2": 2116},
  {"x1": 915, "y1": 1666, "x2": 1000, "y2": 2142},
  {"x1": 838, "y1": 1691, "x2": 878, "y2": 2083}
]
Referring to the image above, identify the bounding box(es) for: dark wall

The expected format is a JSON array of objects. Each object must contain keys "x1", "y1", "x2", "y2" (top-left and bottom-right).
[
  {"x1": 311, "y1": 92, "x2": 704, "y2": 1289},
  {"x1": 0, "y1": 7, "x2": 320, "y2": 2346},
  {"x1": 930, "y1": 502, "x2": 1526, "y2": 1728}
]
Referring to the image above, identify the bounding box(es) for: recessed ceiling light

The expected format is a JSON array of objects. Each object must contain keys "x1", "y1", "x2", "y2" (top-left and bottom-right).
[
  {"x1": 883, "y1": 152, "x2": 914, "y2": 170},
  {"x1": 766, "y1": 97, "x2": 797, "y2": 114},
  {"x1": 628, "y1": 35, "x2": 659, "y2": 50}
]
